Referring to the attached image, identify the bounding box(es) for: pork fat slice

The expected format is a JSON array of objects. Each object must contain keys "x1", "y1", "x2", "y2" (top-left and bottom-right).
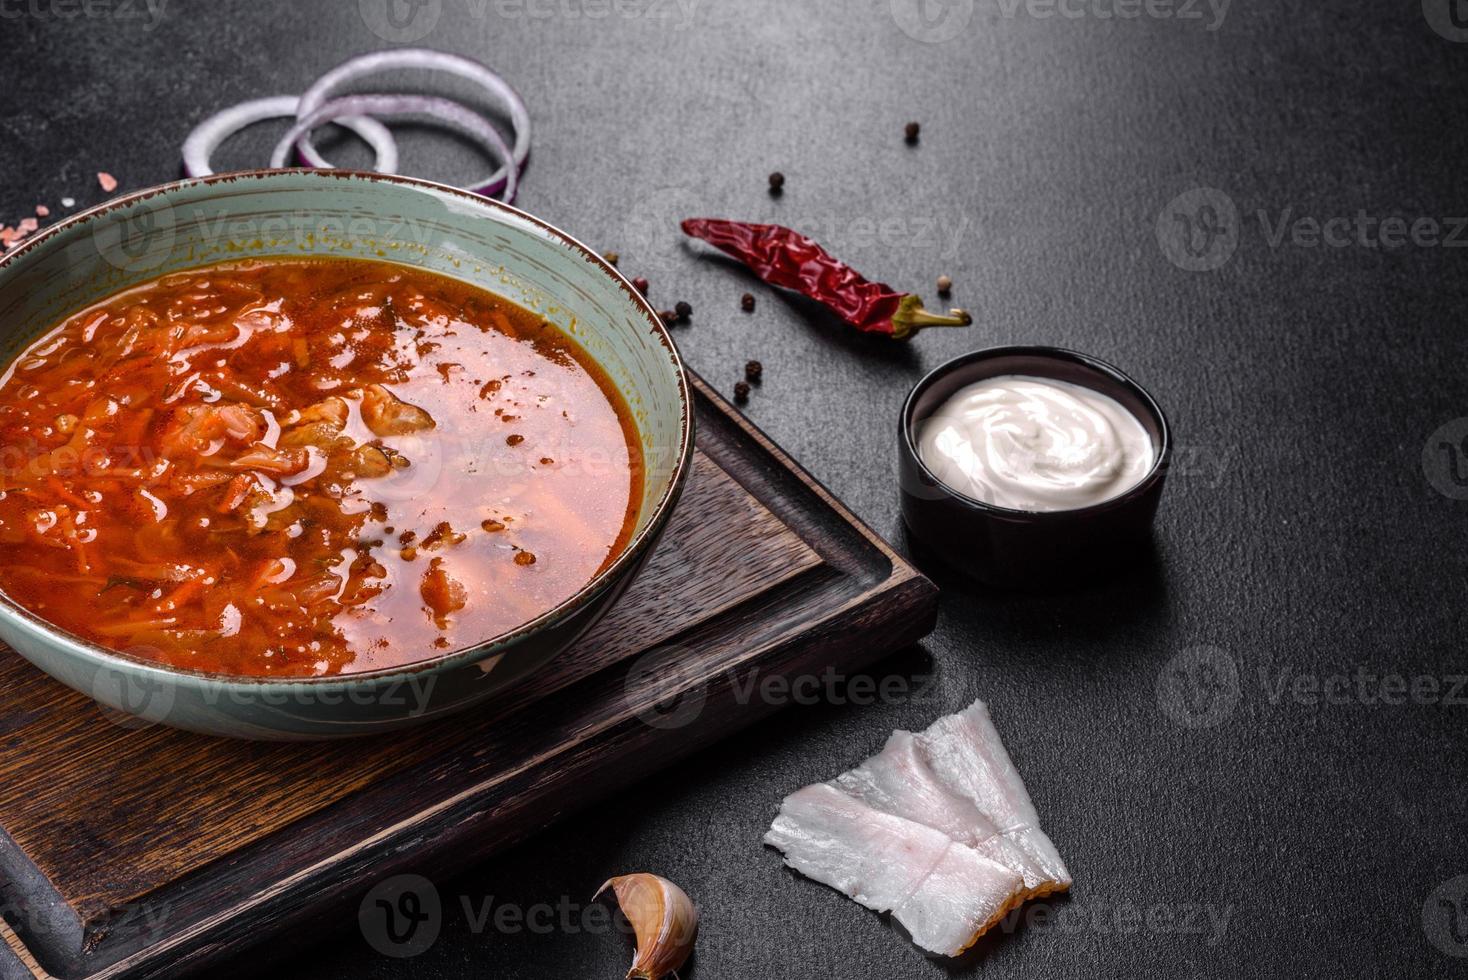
[
  {"x1": 764, "y1": 699, "x2": 1069, "y2": 956},
  {"x1": 835, "y1": 730, "x2": 1053, "y2": 895},
  {"x1": 764, "y1": 784, "x2": 1025, "y2": 956},
  {"x1": 917, "y1": 701, "x2": 1072, "y2": 894}
]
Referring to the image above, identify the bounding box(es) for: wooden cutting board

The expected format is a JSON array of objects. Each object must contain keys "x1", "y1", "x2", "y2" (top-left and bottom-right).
[{"x1": 0, "y1": 374, "x2": 937, "y2": 979}]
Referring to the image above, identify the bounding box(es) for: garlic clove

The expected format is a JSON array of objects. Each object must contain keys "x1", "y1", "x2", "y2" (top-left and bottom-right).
[{"x1": 594, "y1": 873, "x2": 699, "y2": 980}]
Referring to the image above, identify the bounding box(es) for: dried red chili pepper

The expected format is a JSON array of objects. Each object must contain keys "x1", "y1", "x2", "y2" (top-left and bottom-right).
[{"x1": 680, "y1": 218, "x2": 972, "y2": 340}]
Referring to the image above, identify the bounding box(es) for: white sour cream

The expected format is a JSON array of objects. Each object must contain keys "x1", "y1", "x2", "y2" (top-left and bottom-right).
[{"x1": 916, "y1": 375, "x2": 1155, "y2": 512}]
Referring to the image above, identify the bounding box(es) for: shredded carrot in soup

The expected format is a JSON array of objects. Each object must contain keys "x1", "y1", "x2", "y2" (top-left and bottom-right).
[{"x1": 0, "y1": 259, "x2": 642, "y2": 676}]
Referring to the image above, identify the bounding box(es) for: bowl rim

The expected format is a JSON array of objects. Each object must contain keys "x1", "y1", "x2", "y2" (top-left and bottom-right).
[
  {"x1": 900, "y1": 345, "x2": 1171, "y2": 519},
  {"x1": 0, "y1": 168, "x2": 695, "y2": 687}
]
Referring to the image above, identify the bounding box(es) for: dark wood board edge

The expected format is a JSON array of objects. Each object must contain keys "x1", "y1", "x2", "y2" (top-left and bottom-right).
[
  {"x1": 684, "y1": 373, "x2": 922, "y2": 588},
  {"x1": 57, "y1": 568, "x2": 937, "y2": 980},
  {"x1": 0, "y1": 832, "x2": 75, "y2": 978},
  {"x1": 0, "y1": 936, "x2": 35, "y2": 980},
  {"x1": 1, "y1": 371, "x2": 939, "y2": 979}
]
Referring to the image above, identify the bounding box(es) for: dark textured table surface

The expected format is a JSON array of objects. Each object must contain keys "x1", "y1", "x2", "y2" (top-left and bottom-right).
[{"x1": 3, "y1": 1, "x2": 1467, "y2": 977}]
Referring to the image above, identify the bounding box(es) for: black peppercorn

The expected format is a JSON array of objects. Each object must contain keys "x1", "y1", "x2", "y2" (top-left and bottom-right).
[
  {"x1": 658, "y1": 309, "x2": 677, "y2": 326},
  {"x1": 904, "y1": 121, "x2": 921, "y2": 144},
  {"x1": 745, "y1": 360, "x2": 763, "y2": 383},
  {"x1": 734, "y1": 381, "x2": 751, "y2": 404},
  {"x1": 674, "y1": 300, "x2": 692, "y2": 321},
  {"x1": 768, "y1": 172, "x2": 785, "y2": 194},
  {"x1": 740, "y1": 292, "x2": 756, "y2": 312}
]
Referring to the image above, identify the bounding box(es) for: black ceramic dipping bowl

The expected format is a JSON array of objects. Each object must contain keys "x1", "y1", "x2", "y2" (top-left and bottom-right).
[{"x1": 898, "y1": 346, "x2": 1171, "y2": 589}]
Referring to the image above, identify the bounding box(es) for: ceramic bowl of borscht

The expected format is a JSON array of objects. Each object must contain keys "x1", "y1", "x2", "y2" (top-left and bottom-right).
[{"x1": 0, "y1": 170, "x2": 693, "y2": 739}]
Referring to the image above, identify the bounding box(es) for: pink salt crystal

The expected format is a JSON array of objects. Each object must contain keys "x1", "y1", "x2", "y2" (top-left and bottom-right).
[
  {"x1": 97, "y1": 172, "x2": 118, "y2": 193},
  {"x1": 35, "y1": 205, "x2": 48, "y2": 217}
]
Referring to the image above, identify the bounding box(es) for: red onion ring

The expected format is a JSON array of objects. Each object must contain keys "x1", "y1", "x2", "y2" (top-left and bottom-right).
[
  {"x1": 269, "y1": 94, "x2": 517, "y2": 203},
  {"x1": 291, "y1": 49, "x2": 530, "y2": 199},
  {"x1": 182, "y1": 96, "x2": 399, "y2": 178}
]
